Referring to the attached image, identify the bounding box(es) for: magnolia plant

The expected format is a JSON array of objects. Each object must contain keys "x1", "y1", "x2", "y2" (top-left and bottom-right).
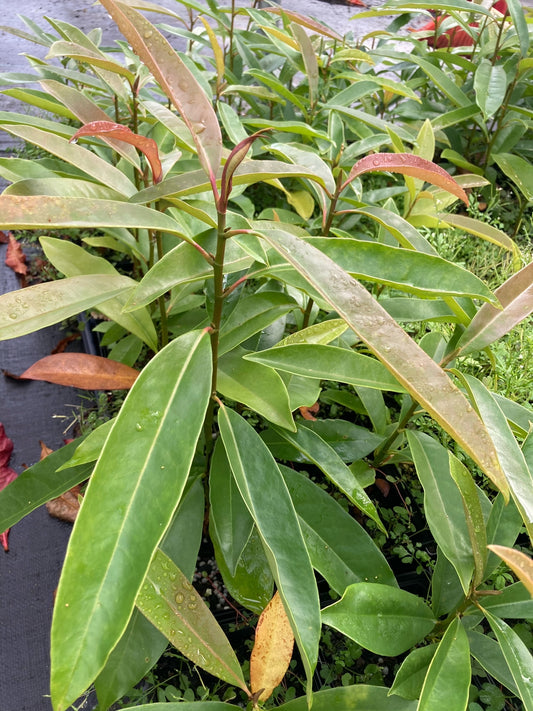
[{"x1": 0, "y1": 1, "x2": 532, "y2": 710}]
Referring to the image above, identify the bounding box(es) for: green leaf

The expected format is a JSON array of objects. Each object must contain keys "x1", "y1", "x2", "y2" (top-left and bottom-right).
[
  {"x1": 245, "y1": 344, "x2": 406, "y2": 392},
  {"x1": 322, "y1": 583, "x2": 435, "y2": 656},
  {"x1": 485, "y1": 493, "x2": 523, "y2": 576},
  {"x1": 0, "y1": 274, "x2": 134, "y2": 341},
  {"x1": 418, "y1": 617, "x2": 470, "y2": 711},
  {"x1": 352, "y1": 206, "x2": 438, "y2": 254},
  {"x1": 448, "y1": 453, "x2": 487, "y2": 587},
  {"x1": 126, "y1": 232, "x2": 252, "y2": 311},
  {"x1": 218, "y1": 406, "x2": 320, "y2": 692},
  {"x1": 279, "y1": 318, "x2": 348, "y2": 345},
  {"x1": 474, "y1": 59, "x2": 508, "y2": 120},
  {"x1": 466, "y1": 629, "x2": 519, "y2": 696},
  {"x1": 111, "y1": 704, "x2": 238, "y2": 711},
  {"x1": 58, "y1": 418, "x2": 115, "y2": 471},
  {"x1": 209, "y1": 439, "x2": 254, "y2": 577},
  {"x1": 457, "y1": 260, "x2": 533, "y2": 357},
  {"x1": 47, "y1": 40, "x2": 136, "y2": 80},
  {"x1": 493, "y1": 153, "x2": 533, "y2": 203},
  {"x1": 389, "y1": 644, "x2": 437, "y2": 700},
  {"x1": 506, "y1": 0, "x2": 530, "y2": 56},
  {"x1": 298, "y1": 419, "x2": 384, "y2": 461},
  {"x1": 436, "y1": 213, "x2": 520, "y2": 256},
  {"x1": 461, "y1": 375, "x2": 533, "y2": 527},
  {"x1": 0, "y1": 439, "x2": 92, "y2": 532},
  {"x1": 40, "y1": 237, "x2": 157, "y2": 351},
  {"x1": 292, "y1": 22, "x2": 319, "y2": 108},
  {"x1": 272, "y1": 425, "x2": 384, "y2": 531},
  {"x1": 50, "y1": 330, "x2": 212, "y2": 711},
  {"x1": 217, "y1": 348, "x2": 294, "y2": 430},
  {"x1": 407, "y1": 432, "x2": 474, "y2": 593},
  {"x1": 255, "y1": 227, "x2": 506, "y2": 497},
  {"x1": 479, "y1": 582, "x2": 533, "y2": 619},
  {"x1": 0, "y1": 124, "x2": 136, "y2": 196},
  {"x1": 277, "y1": 684, "x2": 417, "y2": 711},
  {"x1": 136, "y1": 550, "x2": 248, "y2": 691},
  {"x1": 219, "y1": 292, "x2": 297, "y2": 356},
  {"x1": 432, "y1": 549, "x2": 465, "y2": 618},
  {"x1": 0, "y1": 195, "x2": 187, "y2": 238},
  {"x1": 306, "y1": 237, "x2": 495, "y2": 302},
  {"x1": 282, "y1": 467, "x2": 396, "y2": 592},
  {"x1": 99, "y1": 0, "x2": 221, "y2": 178},
  {"x1": 484, "y1": 611, "x2": 533, "y2": 711}
]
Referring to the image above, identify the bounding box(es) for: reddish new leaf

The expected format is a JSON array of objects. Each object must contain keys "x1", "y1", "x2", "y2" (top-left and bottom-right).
[
  {"x1": 19, "y1": 353, "x2": 139, "y2": 390},
  {"x1": 5, "y1": 234, "x2": 28, "y2": 278},
  {"x1": 250, "y1": 591, "x2": 295, "y2": 702},
  {"x1": 71, "y1": 120, "x2": 163, "y2": 184},
  {"x1": 344, "y1": 153, "x2": 469, "y2": 205},
  {"x1": 0, "y1": 423, "x2": 18, "y2": 552}
]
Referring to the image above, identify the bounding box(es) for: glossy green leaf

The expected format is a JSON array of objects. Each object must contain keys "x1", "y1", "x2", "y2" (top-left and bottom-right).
[
  {"x1": 479, "y1": 582, "x2": 533, "y2": 619},
  {"x1": 291, "y1": 23, "x2": 318, "y2": 108},
  {"x1": 0, "y1": 439, "x2": 92, "y2": 532},
  {"x1": 217, "y1": 348, "x2": 294, "y2": 430},
  {"x1": 282, "y1": 467, "x2": 396, "y2": 592},
  {"x1": 1, "y1": 87, "x2": 78, "y2": 121},
  {"x1": 353, "y1": 206, "x2": 437, "y2": 254},
  {"x1": 218, "y1": 405, "x2": 320, "y2": 691},
  {"x1": 418, "y1": 617, "x2": 470, "y2": 711},
  {"x1": 484, "y1": 611, "x2": 533, "y2": 710},
  {"x1": 279, "y1": 318, "x2": 348, "y2": 345},
  {"x1": 389, "y1": 644, "x2": 437, "y2": 700},
  {"x1": 212, "y1": 525, "x2": 274, "y2": 615},
  {"x1": 0, "y1": 124, "x2": 136, "y2": 196},
  {"x1": 58, "y1": 419, "x2": 115, "y2": 471},
  {"x1": 126, "y1": 232, "x2": 251, "y2": 311},
  {"x1": 0, "y1": 274, "x2": 134, "y2": 341},
  {"x1": 474, "y1": 59, "x2": 508, "y2": 120},
  {"x1": 461, "y1": 375, "x2": 533, "y2": 527},
  {"x1": 466, "y1": 629, "x2": 519, "y2": 696},
  {"x1": 273, "y1": 425, "x2": 384, "y2": 530},
  {"x1": 381, "y1": 297, "x2": 456, "y2": 323},
  {"x1": 448, "y1": 453, "x2": 487, "y2": 587},
  {"x1": 322, "y1": 583, "x2": 435, "y2": 656},
  {"x1": 255, "y1": 227, "x2": 506, "y2": 496},
  {"x1": 278, "y1": 685, "x2": 417, "y2": 711},
  {"x1": 506, "y1": 0, "x2": 530, "y2": 56},
  {"x1": 246, "y1": 344, "x2": 406, "y2": 392},
  {"x1": 114, "y1": 704, "x2": 238, "y2": 711},
  {"x1": 219, "y1": 292, "x2": 297, "y2": 356},
  {"x1": 209, "y1": 439, "x2": 254, "y2": 577},
  {"x1": 299, "y1": 419, "x2": 384, "y2": 461},
  {"x1": 0, "y1": 195, "x2": 187, "y2": 238},
  {"x1": 493, "y1": 153, "x2": 533, "y2": 203},
  {"x1": 408, "y1": 432, "x2": 474, "y2": 593},
  {"x1": 457, "y1": 262, "x2": 533, "y2": 355},
  {"x1": 40, "y1": 237, "x2": 157, "y2": 351},
  {"x1": 5, "y1": 177, "x2": 127, "y2": 201},
  {"x1": 50, "y1": 330, "x2": 211, "y2": 711},
  {"x1": 306, "y1": 237, "x2": 495, "y2": 302},
  {"x1": 486, "y1": 493, "x2": 523, "y2": 576},
  {"x1": 432, "y1": 549, "x2": 465, "y2": 618},
  {"x1": 99, "y1": 0, "x2": 221, "y2": 179},
  {"x1": 136, "y1": 550, "x2": 248, "y2": 691},
  {"x1": 47, "y1": 40, "x2": 136, "y2": 80}
]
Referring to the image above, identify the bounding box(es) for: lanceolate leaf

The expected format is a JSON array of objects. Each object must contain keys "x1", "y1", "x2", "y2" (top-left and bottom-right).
[
  {"x1": 98, "y1": 0, "x2": 221, "y2": 180},
  {"x1": 273, "y1": 425, "x2": 384, "y2": 531},
  {"x1": 250, "y1": 591, "x2": 294, "y2": 702},
  {"x1": 344, "y1": 153, "x2": 469, "y2": 205},
  {"x1": 487, "y1": 546, "x2": 533, "y2": 596},
  {"x1": 321, "y1": 583, "x2": 435, "y2": 656},
  {"x1": 418, "y1": 617, "x2": 470, "y2": 711},
  {"x1": 456, "y1": 261, "x2": 533, "y2": 356},
  {"x1": 277, "y1": 685, "x2": 417, "y2": 710},
  {"x1": 71, "y1": 121, "x2": 163, "y2": 183},
  {"x1": 484, "y1": 611, "x2": 533, "y2": 711},
  {"x1": 474, "y1": 59, "x2": 508, "y2": 120},
  {"x1": 51, "y1": 330, "x2": 212, "y2": 711},
  {"x1": 218, "y1": 405, "x2": 320, "y2": 694},
  {"x1": 19, "y1": 353, "x2": 139, "y2": 390},
  {"x1": 136, "y1": 550, "x2": 248, "y2": 691},
  {"x1": 255, "y1": 228, "x2": 506, "y2": 495},
  {"x1": 0, "y1": 274, "x2": 134, "y2": 341},
  {"x1": 493, "y1": 152, "x2": 533, "y2": 202}
]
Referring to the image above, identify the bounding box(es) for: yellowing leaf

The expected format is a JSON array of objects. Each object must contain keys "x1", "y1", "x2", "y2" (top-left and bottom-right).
[
  {"x1": 487, "y1": 545, "x2": 533, "y2": 597},
  {"x1": 250, "y1": 591, "x2": 295, "y2": 702}
]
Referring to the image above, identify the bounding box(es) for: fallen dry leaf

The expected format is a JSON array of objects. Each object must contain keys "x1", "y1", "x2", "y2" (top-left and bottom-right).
[
  {"x1": 0, "y1": 230, "x2": 10, "y2": 244},
  {"x1": 19, "y1": 352, "x2": 139, "y2": 390},
  {"x1": 0, "y1": 423, "x2": 18, "y2": 552},
  {"x1": 46, "y1": 485, "x2": 82, "y2": 523},
  {"x1": 5, "y1": 234, "x2": 28, "y2": 280},
  {"x1": 298, "y1": 402, "x2": 319, "y2": 421},
  {"x1": 250, "y1": 591, "x2": 294, "y2": 703}
]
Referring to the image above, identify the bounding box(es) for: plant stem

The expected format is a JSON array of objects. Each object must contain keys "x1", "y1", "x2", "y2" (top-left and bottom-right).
[
  {"x1": 204, "y1": 209, "x2": 228, "y2": 462},
  {"x1": 373, "y1": 400, "x2": 419, "y2": 465}
]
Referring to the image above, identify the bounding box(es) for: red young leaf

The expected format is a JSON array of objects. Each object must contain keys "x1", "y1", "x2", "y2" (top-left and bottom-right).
[
  {"x1": 19, "y1": 353, "x2": 139, "y2": 390},
  {"x1": 0, "y1": 423, "x2": 18, "y2": 552},
  {"x1": 344, "y1": 153, "x2": 469, "y2": 205},
  {"x1": 71, "y1": 120, "x2": 163, "y2": 183},
  {"x1": 5, "y1": 234, "x2": 28, "y2": 278}
]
